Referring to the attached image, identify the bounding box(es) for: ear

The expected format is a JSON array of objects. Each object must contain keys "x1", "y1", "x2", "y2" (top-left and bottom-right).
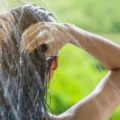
[{"x1": 49, "y1": 56, "x2": 59, "y2": 80}]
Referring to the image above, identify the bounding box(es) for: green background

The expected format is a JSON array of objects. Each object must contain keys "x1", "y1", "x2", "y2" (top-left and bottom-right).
[{"x1": 0, "y1": 0, "x2": 120, "y2": 119}]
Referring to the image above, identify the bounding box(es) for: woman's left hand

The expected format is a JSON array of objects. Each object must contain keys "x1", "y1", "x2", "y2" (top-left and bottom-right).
[{"x1": 21, "y1": 22, "x2": 72, "y2": 57}]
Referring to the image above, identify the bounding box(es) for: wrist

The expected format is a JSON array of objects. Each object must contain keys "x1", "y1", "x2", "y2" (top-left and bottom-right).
[{"x1": 63, "y1": 23, "x2": 80, "y2": 46}]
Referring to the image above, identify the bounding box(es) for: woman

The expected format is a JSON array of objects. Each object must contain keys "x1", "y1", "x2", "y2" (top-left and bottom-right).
[
  {"x1": 0, "y1": 4, "x2": 58, "y2": 120},
  {"x1": 0, "y1": 4, "x2": 120, "y2": 120}
]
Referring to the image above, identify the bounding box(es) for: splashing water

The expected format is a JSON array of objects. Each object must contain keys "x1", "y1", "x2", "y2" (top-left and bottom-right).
[{"x1": 0, "y1": 1, "x2": 120, "y2": 120}]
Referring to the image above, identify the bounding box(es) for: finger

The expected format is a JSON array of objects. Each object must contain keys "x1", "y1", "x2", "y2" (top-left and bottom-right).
[
  {"x1": 6, "y1": 12, "x2": 15, "y2": 24},
  {"x1": 21, "y1": 22, "x2": 49, "y2": 46},
  {"x1": 4, "y1": 22, "x2": 12, "y2": 35},
  {"x1": 45, "y1": 43, "x2": 57, "y2": 57},
  {"x1": 0, "y1": 28, "x2": 8, "y2": 44},
  {"x1": 0, "y1": 12, "x2": 15, "y2": 24},
  {"x1": 21, "y1": 26, "x2": 44, "y2": 47},
  {"x1": 45, "y1": 34, "x2": 69, "y2": 57},
  {"x1": 21, "y1": 29, "x2": 50, "y2": 52},
  {"x1": 0, "y1": 19, "x2": 10, "y2": 34},
  {"x1": 22, "y1": 22, "x2": 46, "y2": 38},
  {"x1": 22, "y1": 23, "x2": 39, "y2": 38},
  {"x1": 26, "y1": 31, "x2": 50, "y2": 53}
]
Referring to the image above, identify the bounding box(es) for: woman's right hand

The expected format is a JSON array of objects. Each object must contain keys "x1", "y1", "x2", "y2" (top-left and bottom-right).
[
  {"x1": 0, "y1": 12, "x2": 15, "y2": 44},
  {"x1": 21, "y1": 22, "x2": 73, "y2": 57}
]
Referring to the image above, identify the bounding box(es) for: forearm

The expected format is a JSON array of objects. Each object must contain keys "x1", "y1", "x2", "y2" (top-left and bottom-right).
[
  {"x1": 67, "y1": 24, "x2": 120, "y2": 70},
  {"x1": 58, "y1": 70, "x2": 120, "y2": 120}
]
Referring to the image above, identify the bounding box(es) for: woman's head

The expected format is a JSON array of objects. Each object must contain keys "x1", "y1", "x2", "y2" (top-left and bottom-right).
[{"x1": 0, "y1": 4, "x2": 58, "y2": 120}]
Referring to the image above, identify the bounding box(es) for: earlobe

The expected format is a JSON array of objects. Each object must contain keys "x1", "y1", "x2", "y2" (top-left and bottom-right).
[
  {"x1": 51, "y1": 56, "x2": 59, "y2": 70},
  {"x1": 49, "y1": 56, "x2": 59, "y2": 81}
]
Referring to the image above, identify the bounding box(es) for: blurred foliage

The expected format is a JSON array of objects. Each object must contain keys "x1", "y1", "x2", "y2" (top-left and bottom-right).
[
  {"x1": 46, "y1": 0, "x2": 120, "y2": 33},
  {"x1": 1, "y1": 0, "x2": 120, "y2": 33},
  {"x1": 0, "y1": 0, "x2": 120, "y2": 119}
]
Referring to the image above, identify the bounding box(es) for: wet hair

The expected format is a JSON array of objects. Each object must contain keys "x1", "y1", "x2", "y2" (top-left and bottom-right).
[{"x1": 0, "y1": 4, "x2": 55, "y2": 120}]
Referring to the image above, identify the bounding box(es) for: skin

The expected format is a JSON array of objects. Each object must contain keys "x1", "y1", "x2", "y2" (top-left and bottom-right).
[
  {"x1": 1, "y1": 12, "x2": 120, "y2": 120},
  {"x1": 0, "y1": 12, "x2": 15, "y2": 48}
]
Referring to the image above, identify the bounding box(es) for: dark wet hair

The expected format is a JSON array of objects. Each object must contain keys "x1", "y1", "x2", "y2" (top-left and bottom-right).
[{"x1": 0, "y1": 4, "x2": 55, "y2": 120}]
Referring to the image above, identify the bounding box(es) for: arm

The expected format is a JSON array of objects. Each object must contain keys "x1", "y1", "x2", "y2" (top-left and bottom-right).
[
  {"x1": 66, "y1": 24, "x2": 120, "y2": 70},
  {"x1": 51, "y1": 70, "x2": 120, "y2": 120},
  {"x1": 21, "y1": 22, "x2": 120, "y2": 120},
  {"x1": 44, "y1": 24, "x2": 120, "y2": 120},
  {"x1": 21, "y1": 22, "x2": 120, "y2": 70}
]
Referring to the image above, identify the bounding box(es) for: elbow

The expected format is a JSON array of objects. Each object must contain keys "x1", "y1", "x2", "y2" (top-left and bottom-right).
[{"x1": 106, "y1": 64, "x2": 120, "y2": 71}]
